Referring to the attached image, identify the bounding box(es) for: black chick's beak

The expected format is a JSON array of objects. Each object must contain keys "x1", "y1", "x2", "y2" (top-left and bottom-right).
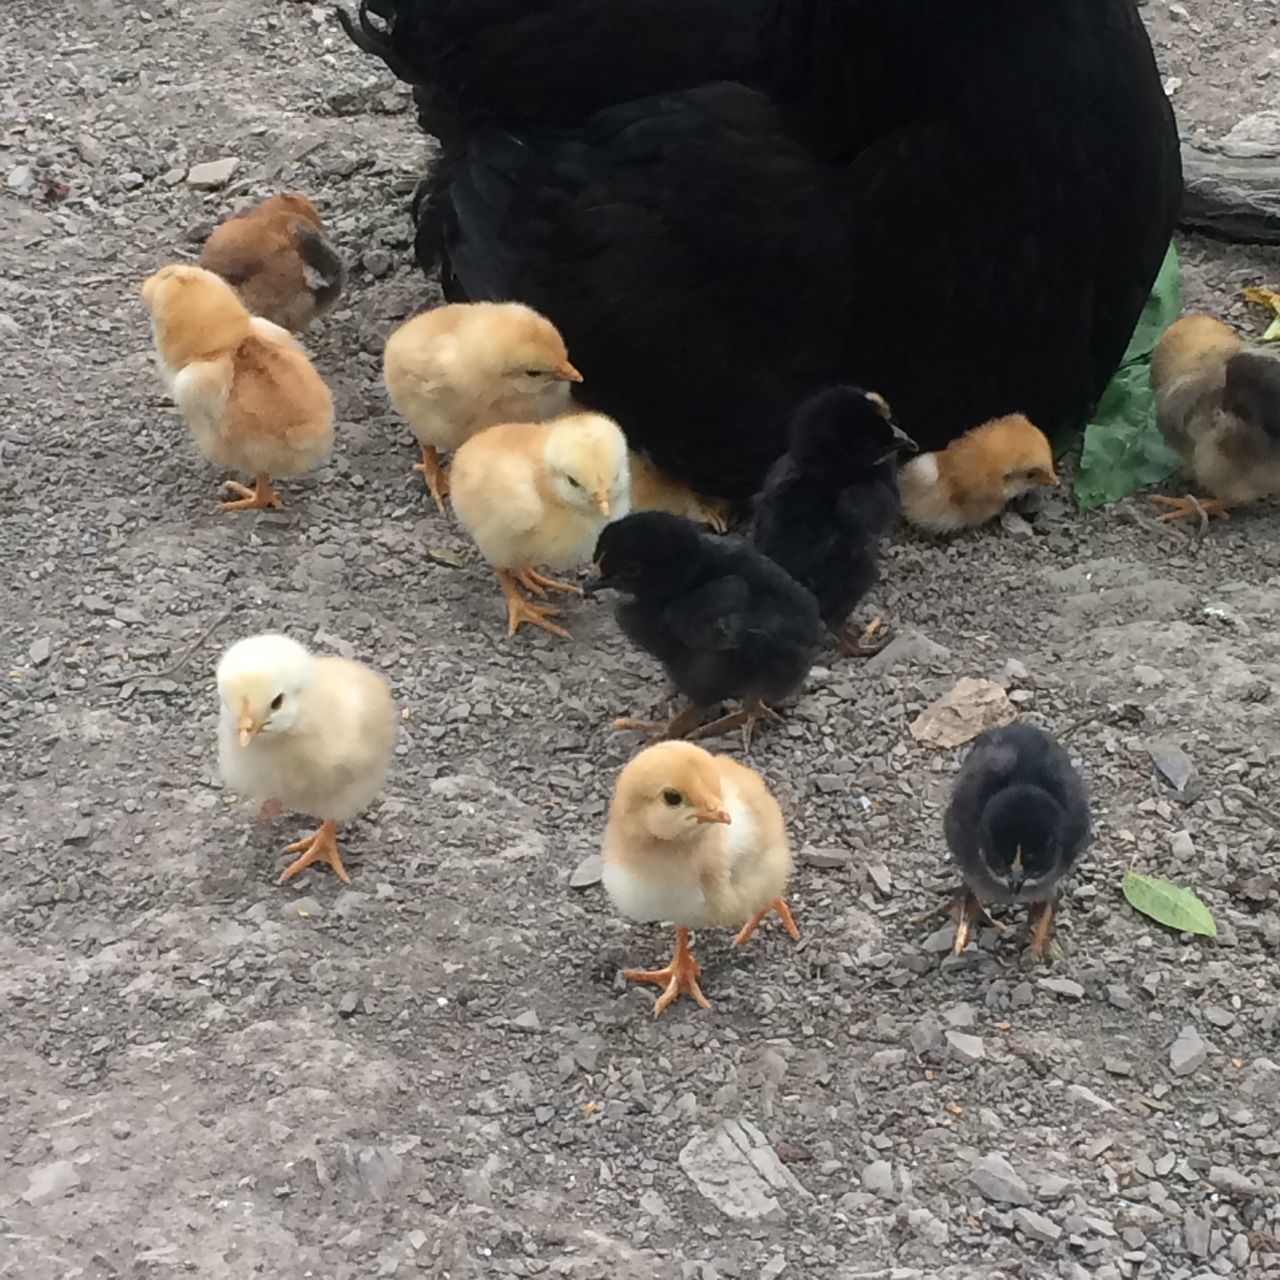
[
  {"x1": 1007, "y1": 871, "x2": 1025, "y2": 896},
  {"x1": 582, "y1": 562, "x2": 608, "y2": 598},
  {"x1": 893, "y1": 424, "x2": 919, "y2": 455}
]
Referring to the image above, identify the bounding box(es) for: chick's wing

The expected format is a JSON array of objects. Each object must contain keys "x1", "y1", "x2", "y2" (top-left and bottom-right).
[{"x1": 663, "y1": 576, "x2": 749, "y2": 652}]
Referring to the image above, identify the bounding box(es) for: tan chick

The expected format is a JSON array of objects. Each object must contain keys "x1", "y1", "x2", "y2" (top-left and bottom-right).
[
  {"x1": 383, "y1": 302, "x2": 582, "y2": 511},
  {"x1": 602, "y1": 741, "x2": 800, "y2": 1017},
  {"x1": 898, "y1": 413, "x2": 1058, "y2": 533},
  {"x1": 200, "y1": 193, "x2": 345, "y2": 333},
  {"x1": 1148, "y1": 313, "x2": 1280, "y2": 524},
  {"x1": 627, "y1": 450, "x2": 730, "y2": 532},
  {"x1": 450, "y1": 412, "x2": 630, "y2": 639},
  {"x1": 217, "y1": 634, "x2": 395, "y2": 885},
  {"x1": 141, "y1": 263, "x2": 333, "y2": 511}
]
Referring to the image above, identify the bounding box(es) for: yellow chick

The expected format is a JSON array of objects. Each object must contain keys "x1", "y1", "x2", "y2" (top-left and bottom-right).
[
  {"x1": 627, "y1": 450, "x2": 730, "y2": 532},
  {"x1": 200, "y1": 193, "x2": 345, "y2": 334},
  {"x1": 449, "y1": 412, "x2": 631, "y2": 639},
  {"x1": 602, "y1": 741, "x2": 799, "y2": 1017},
  {"x1": 217, "y1": 634, "x2": 395, "y2": 885},
  {"x1": 383, "y1": 302, "x2": 582, "y2": 511},
  {"x1": 140, "y1": 263, "x2": 334, "y2": 512},
  {"x1": 1149, "y1": 312, "x2": 1280, "y2": 524},
  {"x1": 898, "y1": 413, "x2": 1058, "y2": 533}
]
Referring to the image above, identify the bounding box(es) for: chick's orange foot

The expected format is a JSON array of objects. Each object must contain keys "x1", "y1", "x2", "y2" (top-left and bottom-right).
[
  {"x1": 732, "y1": 897, "x2": 801, "y2": 948},
  {"x1": 278, "y1": 819, "x2": 351, "y2": 885},
  {"x1": 497, "y1": 569, "x2": 570, "y2": 639},
  {"x1": 220, "y1": 472, "x2": 284, "y2": 512},
  {"x1": 413, "y1": 444, "x2": 450, "y2": 514},
  {"x1": 513, "y1": 566, "x2": 582, "y2": 597},
  {"x1": 1150, "y1": 494, "x2": 1237, "y2": 524},
  {"x1": 1028, "y1": 897, "x2": 1060, "y2": 960},
  {"x1": 920, "y1": 888, "x2": 1003, "y2": 955},
  {"x1": 612, "y1": 705, "x2": 708, "y2": 741},
  {"x1": 622, "y1": 926, "x2": 710, "y2": 1016}
]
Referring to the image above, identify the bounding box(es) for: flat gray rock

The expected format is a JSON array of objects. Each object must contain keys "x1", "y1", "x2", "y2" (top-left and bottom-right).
[
  {"x1": 678, "y1": 1119, "x2": 809, "y2": 1221},
  {"x1": 1170, "y1": 1024, "x2": 1210, "y2": 1076},
  {"x1": 970, "y1": 1152, "x2": 1031, "y2": 1205},
  {"x1": 23, "y1": 1160, "x2": 81, "y2": 1204}
]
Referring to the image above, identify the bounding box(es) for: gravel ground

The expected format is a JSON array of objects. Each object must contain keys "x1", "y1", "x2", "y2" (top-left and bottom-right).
[{"x1": 2, "y1": 3, "x2": 1279, "y2": 1279}]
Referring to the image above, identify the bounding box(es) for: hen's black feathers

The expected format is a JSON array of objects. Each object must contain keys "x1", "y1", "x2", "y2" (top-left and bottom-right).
[
  {"x1": 1223, "y1": 351, "x2": 1280, "y2": 444},
  {"x1": 346, "y1": 0, "x2": 1179, "y2": 493}
]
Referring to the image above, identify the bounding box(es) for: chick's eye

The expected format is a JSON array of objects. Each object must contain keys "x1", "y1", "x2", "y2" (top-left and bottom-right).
[
  {"x1": 567, "y1": 475, "x2": 583, "y2": 489},
  {"x1": 523, "y1": 368, "x2": 544, "y2": 378},
  {"x1": 662, "y1": 788, "x2": 682, "y2": 807},
  {"x1": 270, "y1": 694, "x2": 284, "y2": 711}
]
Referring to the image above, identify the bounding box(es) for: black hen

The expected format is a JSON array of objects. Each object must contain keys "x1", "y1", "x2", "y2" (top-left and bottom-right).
[
  {"x1": 585, "y1": 512, "x2": 821, "y2": 747},
  {"x1": 342, "y1": 1, "x2": 1180, "y2": 498},
  {"x1": 751, "y1": 386, "x2": 917, "y2": 655},
  {"x1": 935, "y1": 724, "x2": 1091, "y2": 959}
]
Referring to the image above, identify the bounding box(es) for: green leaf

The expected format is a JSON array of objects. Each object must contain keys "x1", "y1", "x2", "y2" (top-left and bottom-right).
[
  {"x1": 1123, "y1": 869, "x2": 1217, "y2": 937},
  {"x1": 1074, "y1": 243, "x2": 1182, "y2": 511}
]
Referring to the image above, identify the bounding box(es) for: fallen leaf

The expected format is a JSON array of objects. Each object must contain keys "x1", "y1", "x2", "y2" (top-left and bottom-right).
[
  {"x1": 909, "y1": 677, "x2": 1017, "y2": 749},
  {"x1": 425, "y1": 547, "x2": 466, "y2": 568},
  {"x1": 1242, "y1": 284, "x2": 1280, "y2": 341},
  {"x1": 1123, "y1": 870, "x2": 1217, "y2": 937}
]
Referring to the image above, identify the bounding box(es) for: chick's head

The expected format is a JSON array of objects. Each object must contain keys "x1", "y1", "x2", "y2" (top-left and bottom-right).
[
  {"x1": 587, "y1": 511, "x2": 703, "y2": 598},
  {"x1": 216, "y1": 633, "x2": 316, "y2": 746},
  {"x1": 982, "y1": 414, "x2": 1058, "y2": 499},
  {"x1": 543, "y1": 413, "x2": 630, "y2": 518},
  {"x1": 1150, "y1": 313, "x2": 1240, "y2": 390},
  {"x1": 788, "y1": 385, "x2": 918, "y2": 473},
  {"x1": 140, "y1": 262, "x2": 251, "y2": 362},
  {"x1": 977, "y1": 784, "x2": 1066, "y2": 899},
  {"x1": 614, "y1": 742, "x2": 731, "y2": 841},
  {"x1": 256, "y1": 192, "x2": 324, "y2": 228}
]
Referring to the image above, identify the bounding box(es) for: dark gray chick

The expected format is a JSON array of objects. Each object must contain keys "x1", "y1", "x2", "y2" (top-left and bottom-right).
[{"x1": 933, "y1": 723, "x2": 1090, "y2": 958}]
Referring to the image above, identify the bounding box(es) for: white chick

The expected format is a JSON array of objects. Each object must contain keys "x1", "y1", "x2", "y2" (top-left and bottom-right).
[
  {"x1": 216, "y1": 634, "x2": 395, "y2": 884},
  {"x1": 602, "y1": 741, "x2": 799, "y2": 1016},
  {"x1": 449, "y1": 412, "x2": 631, "y2": 639},
  {"x1": 383, "y1": 302, "x2": 582, "y2": 511}
]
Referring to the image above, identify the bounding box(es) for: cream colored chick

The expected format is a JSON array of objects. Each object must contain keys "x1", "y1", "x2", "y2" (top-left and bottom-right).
[
  {"x1": 602, "y1": 741, "x2": 799, "y2": 1017},
  {"x1": 216, "y1": 634, "x2": 395, "y2": 885},
  {"x1": 627, "y1": 450, "x2": 730, "y2": 532},
  {"x1": 141, "y1": 263, "x2": 334, "y2": 512},
  {"x1": 1149, "y1": 313, "x2": 1280, "y2": 524},
  {"x1": 899, "y1": 413, "x2": 1058, "y2": 533},
  {"x1": 383, "y1": 302, "x2": 582, "y2": 511},
  {"x1": 450, "y1": 412, "x2": 631, "y2": 639},
  {"x1": 200, "y1": 193, "x2": 345, "y2": 334}
]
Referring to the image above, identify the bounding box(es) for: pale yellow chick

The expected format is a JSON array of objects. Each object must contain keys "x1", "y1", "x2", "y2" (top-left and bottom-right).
[
  {"x1": 899, "y1": 413, "x2": 1058, "y2": 533},
  {"x1": 383, "y1": 302, "x2": 582, "y2": 511},
  {"x1": 450, "y1": 412, "x2": 631, "y2": 639},
  {"x1": 627, "y1": 450, "x2": 730, "y2": 532},
  {"x1": 602, "y1": 741, "x2": 799, "y2": 1017},
  {"x1": 141, "y1": 263, "x2": 334, "y2": 511},
  {"x1": 217, "y1": 633, "x2": 395, "y2": 885}
]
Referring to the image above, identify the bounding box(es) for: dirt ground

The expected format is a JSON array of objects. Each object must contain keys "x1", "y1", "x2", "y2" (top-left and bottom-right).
[{"x1": 2, "y1": 3, "x2": 1279, "y2": 1279}]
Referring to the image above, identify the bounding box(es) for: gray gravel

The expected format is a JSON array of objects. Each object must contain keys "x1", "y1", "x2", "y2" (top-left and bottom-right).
[{"x1": 1, "y1": 2, "x2": 1280, "y2": 1278}]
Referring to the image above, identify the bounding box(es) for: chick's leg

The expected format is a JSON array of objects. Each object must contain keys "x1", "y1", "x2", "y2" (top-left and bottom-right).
[
  {"x1": 513, "y1": 566, "x2": 582, "y2": 597},
  {"x1": 278, "y1": 819, "x2": 351, "y2": 885},
  {"x1": 622, "y1": 926, "x2": 710, "y2": 1016},
  {"x1": 612, "y1": 705, "x2": 708, "y2": 740},
  {"x1": 732, "y1": 898, "x2": 801, "y2": 948},
  {"x1": 917, "y1": 888, "x2": 1002, "y2": 955},
  {"x1": 1150, "y1": 494, "x2": 1239, "y2": 524},
  {"x1": 220, "y1": 472, "x2": 284, "y2": 512},
  {"x1": 497, "y1": 569, "x2": 570, "y2": 639},
  {"x1": 1028, "y1": 896, "x2": 1059, "y2": 961},
  {"x1": 413, "y1": 444, "x2": 450, "y2": 514},
  {"x1": 686, "y1": 696, "x2": 782, "y2": 750}
]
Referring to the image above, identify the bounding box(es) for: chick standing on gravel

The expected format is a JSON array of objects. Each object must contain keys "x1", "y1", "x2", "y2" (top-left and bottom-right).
[
  {"x1": 926, "y1": 723, "x2": 1090, "y2": 959},
  {"x1": 141, "y1": 263, "x2": 333, "y2": 511},
  {"x1": 383, "y1": 302, "x2": 582, "y2": 512},
  {"x1": 602, "y1": 741, "x2": 799, "y2": 1017},
  {"x1": 216, "y1": 634, "x2": 395, "y2": 885},
  {"x1": 449, "y1": 412, "x2": 630, "y2": 639}
]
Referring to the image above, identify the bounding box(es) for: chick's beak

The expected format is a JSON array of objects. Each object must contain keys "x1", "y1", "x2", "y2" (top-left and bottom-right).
[
  {"x1": 894, "y1": 425, "x2": 920, "y2": 454},
  {"x1": 593, "y1": 492, "x2": 610, "y2": 517},
  {"x1": 582, "y1": 561, "x2": 606, "y2": 597},
  {"x1": 695, "y1": 806, "x2": 732, "y2": 825},
  {"x1": 236, "y1": 697, "x2": 261, "y2": 748},
  {"x1": 1045, "y1": 468, "x2": 1060, "y2": 486},
  {"x1": 554, "y1": 360, "x2": 584, "y2": 383},
  {"x1": 1008, "y1": 846, "x2": 1025, "y2": 894}
]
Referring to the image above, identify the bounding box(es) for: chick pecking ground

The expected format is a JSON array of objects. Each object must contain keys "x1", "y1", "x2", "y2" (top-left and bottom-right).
[{"x1": 1, "y1": 2, "x2": 1279, "y2": 1279}]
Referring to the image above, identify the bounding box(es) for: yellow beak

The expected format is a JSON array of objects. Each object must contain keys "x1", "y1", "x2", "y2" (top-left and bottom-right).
[
  {"x1": 695, "y1": 807, "x2": 732, "y2": 825},
  {"x1": 594, "y1": 493, "x2": 611, "y2": 517},
  {"x1": 237, "y1": 697, "x2": 260, "y2": 748}
]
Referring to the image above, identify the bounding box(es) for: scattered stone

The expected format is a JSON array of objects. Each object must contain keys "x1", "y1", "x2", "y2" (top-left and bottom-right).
[
  {"x1": 864, "y1": 628, "x2": 952, "y2": 674},
  {"x1": 1037, "y1": 1174, "x2": 1072, "y2": 1200},
  {"x1": 678, "y1": 1119, "x2": 809, "y2": 1221},
  {"x1": 1107, "y1": 984, "x2": 1135, "y2": 1010},
  {"x1": 1203, "y1": 1005, "x2": 1235, "y2": 1028},
  {"x1": 1104, "y1": 1057, "x2": 1133, "y2": 1077},
  {"x1": 337, "y1": 992, "x2": 360, "y2": 1018},
  {"x1": 1038, "y1": 977, "x2": 1084, "y2": 1000},
  {"x1": 1147, "y1": 739, "x2": 1197, "y2": 796},
  {"x1": 944, "y1": 1003, "x2": 977, "y2": 1028},
  {"x1": 866, "y1": 863, "x2": 892, "y2": 896},
  {"x1": 568, "y1": 853, "x2": 602, "y2": 889},
  {"x1": 799, "y1": 847, "x2": 849, "y2": 869},
  {"x1": 362, "y1": 249, "x2": 392, "y2": 278},
  {"x1": 1010, "y1": 981, "x2": 1034, "y2": 1008},
  {"x1": 1207, "y1": 1165, "x2": 1263, "y2": 1198},
  {"x1": 1013, "y1": 1207, "x2": 1063, "y2": 1243},
  {"x1": 22, "y1": 1160, "x2": 80, "y2": 1204},
  {"x1": 285, "y1": 896, "x2": 325, "y2": 919},
  {"x1": 909, "y1": 1013, "x2": 945, "y2": 1056},
  {"x1": 64, "y1": 820, "x2": 91, "y2": 847},
  {"x1": 7, "y1": 164, "x2": 35, "y2": 196},
  {"x1": 945, "y1": 1031, "x2": 985, "y2": 1064},
  {"x1": 906, "y1": 1206, "x2": 950, "y2": 1246},
  {"x1": 110, "y1": 1121, "x2": 131, "y2": 1139},
  {"x1": 187, "y1": 157, "x2": 239, "y2": 189},
  {"x1": 1169, "y1": 830, "x2": 1196, "y2": 860},
  {"x1": 29, "y1": 636, "x2": 52, "y2": 665},
  {"x1": 1066, "y1": 1084, "x2": 1114, "y2": 1112},
  {"x1": 970, "y1": 1153, "x2": 1032, "y2": 1205},
  {"x1": 513, "y1": 1009, "x2": 541, "y2": 1032},
  {"x1": 922, "y1": 923, "x2": 956, "y2": 953},
  {"x1": 861, "y1": 1160, "x2": 895, "y2": 1198},
  {"x1": 1183, "y1": 1209, "x2": 1212, "y2": 1257},
  {"x1": 1170, "y1": 1024, "x2": 1209, "y2": 1076}
]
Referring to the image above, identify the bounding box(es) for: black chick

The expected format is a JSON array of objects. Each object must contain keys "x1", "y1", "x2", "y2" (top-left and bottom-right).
[
  {"x1": 751, "y1": 386, "x2": 917, "y2": 657},
  {"x1": 585, "y1": 511, "x2": 822, "y2": 747},
  {"x1": 932, "y1": 724, "x2": 1090, "y2": 960}
]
